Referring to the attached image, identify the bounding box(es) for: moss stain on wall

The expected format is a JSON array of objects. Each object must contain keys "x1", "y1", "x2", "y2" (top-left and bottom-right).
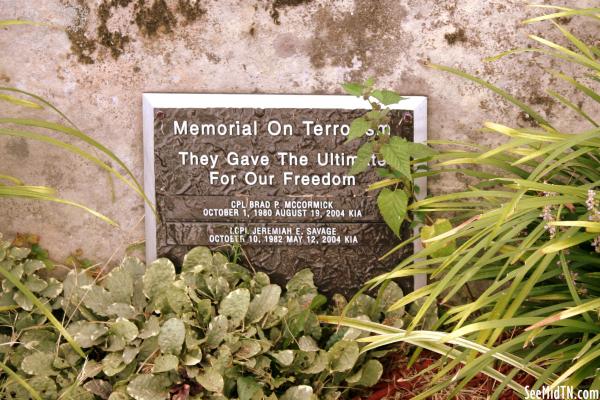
[
  {"x1": 444, "y1": 27, "x2": 467, "y2": 45},
  {"x1": 64, "y1": 0, "x2": 206, "y2": 63},
  {"x1": 270, "y1": 0, "x2": 314, "y2": 25},
  {"x1": 64, "y1": 0, "x2": 317, "y2": 64},
  {"x1": 308, "y1": 0, "x2": 410, "y2": 81}
]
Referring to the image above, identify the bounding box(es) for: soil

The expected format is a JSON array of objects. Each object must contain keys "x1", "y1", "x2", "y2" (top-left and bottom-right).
[{"x1": 358, "y1": 349, "x2": 535, "y2": 400}]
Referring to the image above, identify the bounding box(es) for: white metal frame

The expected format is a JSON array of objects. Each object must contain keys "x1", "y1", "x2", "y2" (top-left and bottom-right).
[{"x1": 142, "y1": 93, "x2": 428, "y2": 288}]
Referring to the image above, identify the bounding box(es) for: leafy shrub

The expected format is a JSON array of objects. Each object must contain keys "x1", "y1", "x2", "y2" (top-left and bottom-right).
[{"x1": 0, "y1": 235, "x2": 413, "y2": 400}]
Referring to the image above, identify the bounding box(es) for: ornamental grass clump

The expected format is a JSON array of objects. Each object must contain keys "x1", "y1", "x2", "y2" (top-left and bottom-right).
[
  {"x1": 329, "y1": 4, "x2": 600, "y2": 399},
  {"x1": 0, "y1": 235, "x2": 417, "y2": 400}
]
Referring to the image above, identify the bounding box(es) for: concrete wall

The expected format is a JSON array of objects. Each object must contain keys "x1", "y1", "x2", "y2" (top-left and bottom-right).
[{"x1": 0, "y1": 0, "x2": 596, "y2": 263}]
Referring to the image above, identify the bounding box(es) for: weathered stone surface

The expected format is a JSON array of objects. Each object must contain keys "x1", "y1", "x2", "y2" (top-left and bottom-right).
[{"x1": 0, "y1": 0, "x2": 597, "y2": 264}]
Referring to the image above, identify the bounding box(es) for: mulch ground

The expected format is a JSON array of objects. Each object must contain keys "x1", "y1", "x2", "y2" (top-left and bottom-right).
[{"x1": 356, "y1": 350, "x2": 536, "y2": 400}]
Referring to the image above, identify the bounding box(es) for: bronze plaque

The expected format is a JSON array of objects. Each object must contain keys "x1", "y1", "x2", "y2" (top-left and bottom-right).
[{"x1": 143, "y1": 94, "x2": 427, "y2": 296}]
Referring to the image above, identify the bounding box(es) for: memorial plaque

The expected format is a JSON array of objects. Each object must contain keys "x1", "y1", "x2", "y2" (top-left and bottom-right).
[{"x1": 143, "y1": 94, "x2": 427, "y2": 296}]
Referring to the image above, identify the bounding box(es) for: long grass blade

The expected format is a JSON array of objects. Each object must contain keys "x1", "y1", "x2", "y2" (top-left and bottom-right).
[
  {"x1": 0, "y1": 186, "x2": 117, "y2": 226},
  {"x1": 0, "y1": 361, "x2": 43, "y2": 400},
  {"x1": 0, "y1": 118, "x2": 156, "y2": 214},
  {"x1": 0, "y1": 266, "x2": 85, "y2": 358},
  {"x1": 523, "y1": 8, "x2": 600, "y2": 24},
  {"x1": 427, "y1": 63, "x2": 554, "y2": 129}
]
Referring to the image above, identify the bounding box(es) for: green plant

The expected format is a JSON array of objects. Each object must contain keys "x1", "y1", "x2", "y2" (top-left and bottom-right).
[
  {"x1": 0, "y1": 236, "x2": 419, "y2": 399},
  {"x1": 334, "y1": 4, "x2": 600, "y2": 399},
  {"x1": 342, "y1": 80, "x2": 437, "y2": 237}
]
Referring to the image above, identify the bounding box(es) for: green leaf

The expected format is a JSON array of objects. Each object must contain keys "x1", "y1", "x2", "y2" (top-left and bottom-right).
[
  {"x1": 371, "y1": 89, "x2": 403, "y2": 105},
  {"x1": 67, "y1": 321, "x2": 108, "y2": 348},
  {"x1": 523, "y1": 8, "x2": 600, "y2": 24},
  {"x1": 0, "y1": 117, "x2": 155, "y2": 215},
  {"x1": 21, "y1": 353, "x2": 56, "y2": 376},
  {"x1": 206, "y1": 315, "x2": 228, "y2": 349},
  {"x1": 23, "y1": 259, "x2": 44, "y2": 274},
  {"x1": 350, "y1": 142, "x2": 374, "y2": 175},
  {"x1": 328, "y1": 340, "x2": 359, "y2": 372},
  {"x1": 127, "y1": 374, "x2": 171, "y2": 400},
  {"x1": 107, "y1": 392, "x2": 130, "y2": 400},
  {"x1": 0, "y1": 19, "x2": 41, "y2": 27},
  {"x1": 183, "y1": 347, "x2": 202, "y2": 366},
  {"x1": 302, "y1": 351, "x2": 328, "y2": 374},
  {"x1": 29, "y1": 376, "x2": 59, "y2": 399},
  {"x1": 542, "y1": 233, "x2": 597, "y2": 253},
  {"x1": 347, "y1": 117, "x2": 371, "y2": 142},
  {"x1": 342, "y1": 83, "x2": 363, "y2": 97},
  {"x1": 13, "y1": 290, "x2": 33, "y2": 310},
  {"x1": 237, "y1": 377, "x2": 262, "y2": 400},
  {"x1": 236, "y1": 340, "x2": 262, "y2": 359},
  {"x1": 379, "y1": 282, "x2": 405, "y2": 327},
  {"x1": 107, "y1": 302, "x2": 137, "y2": 319},
  {"x1": 346, "y1": 359, "x2": 383, "y2": 387},
  {"x1": 25, "y1": 275, "x2": 47, "y2": 292},
  {"x1": 166, "y1": 285, "x2": 193, "y2": 314},
  {"x1": 0, "y1": 93, "x2": 43, "y2": 109},
  {"x1": 39, "y1": 277, "x2": 62, "y2": 299},
  {"x1": 420, "y1": 218, "x2": 456, "y2": 258},
  {"x1": 407, "y1": 142, "x2": 437, "y2": 159},
  {"x1": 281, "y1": 385, "x2": 315, "y2": 400},
  {"x1": 246, "y1": 284, "x2": 281, "y2": 323},
  {"x1": 298, "y1": 336, "x2": 320, "y2": 352},
  {"x1": 105, "y1": 264, "x2": 133, "y2": 303},
  {"x1": 143, "y1": 258, "x2": 175, "y2": 302},
  {"x1": 0, "y1": 267, "x2": 72, "y2": 344},
  {"x1": 0, "y1": 361, "x2": 44, "y2": 400},
  {"x1": 139, "y1": 316, "x2": 160, "y2": 339},
  {"x1": 111, "y1": 318, "x2": 139, "y2": 343},
  {"x1": 381, "y1": 137, "x2": 412, "y2": 180},
  {"x1": 287, "y1": 268, "x2": 316, "y2": 294},
  {"x1": 152, "y1": 354, "x2": 179, "y2": 373},
  {"x1": 377, "y1": 188, "x2": 408, "y2": 237},
  {"x1": 271, "y1": 350, "x2": 295, "y2": 366},
  {"x1": 158, "y1": 318, "x2": 185, "y2": 355},
  {"x1": 83, "y1": 379, "x2": 113, "y2": 399},
  {"x1": 219, "y1": 288, "x2": 251, "y2": 326},
  {"x1": 197, "y1": 367, "x2": 224, "y2": 393},
  {"x1": 0, "y1": 126, "x2": 151, "y2": 219},
  {"x1": 182, "y1": 246, "x2": 212, "y2": 271},
  {"x1": 0, "y1": 185, "x2": 118, "y2": 226},
  {"x1": 82, "y1": 285, "x2": 112, "y2": 316}
]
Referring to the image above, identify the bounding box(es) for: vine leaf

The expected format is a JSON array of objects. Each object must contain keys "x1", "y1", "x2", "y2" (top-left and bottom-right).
[
  {"x1": 371, "y1": 89, "x2": 404, "y2": 105},
  {"x1": 350, "y1": 142, "x2": 374, "y2": 175},
  {"x1": 347, "y1": 117, "x2": 370, "y2": 142},
  {"x1": 377, "y1": 188, "x2": 408, "y2": 237}
]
